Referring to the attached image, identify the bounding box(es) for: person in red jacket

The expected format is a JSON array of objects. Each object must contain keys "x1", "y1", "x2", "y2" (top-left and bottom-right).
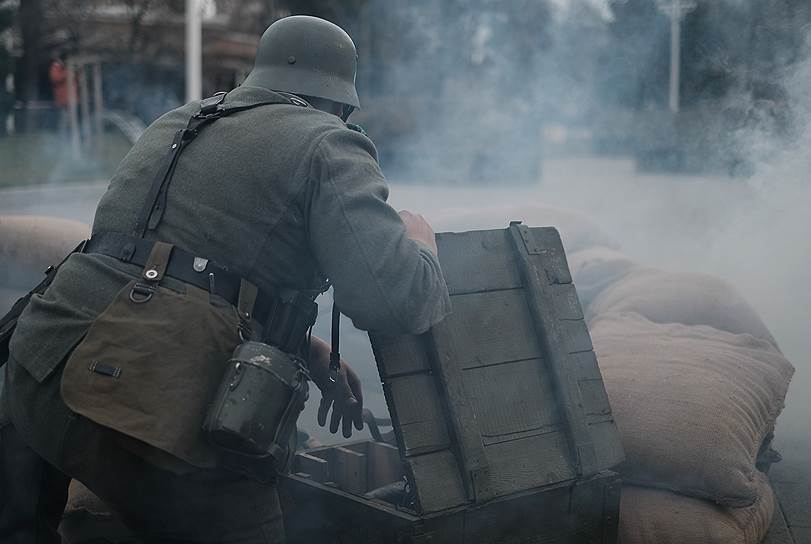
[{"x1": 48, "y1": 53, "x2": 76, "y2": 132}]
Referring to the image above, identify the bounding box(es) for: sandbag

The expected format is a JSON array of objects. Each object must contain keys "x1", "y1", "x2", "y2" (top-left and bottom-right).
[
  {"x1": 619, "y1": 474, "x2": 775, "y2": 544},
  {"x1": 0, "y1": 215, "x2": 90, "y2": 268},
  {"x1": 0, "y1": 215, "x2": 90, "y2": 291},
  {"x1": 591, "y1": 313, "x2": 793, "y2": 507},
  {"x1": 568, "y1": 246, "x2": 638, "y2": 310},
  {"x1": 587, "y1": 268, "x2": 777, "y2": 346},
  {"x1": 431, "y1": 204, "x2": 618, "y2": 253}
]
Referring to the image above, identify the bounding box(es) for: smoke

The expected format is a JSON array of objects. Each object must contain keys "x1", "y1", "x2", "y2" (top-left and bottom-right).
[
  {"x1": 345, "y1": 0, "x2": 811, "y2": 455},
  {"x1": 1, "y1": 2, "x2": 808, "y2": 457}
]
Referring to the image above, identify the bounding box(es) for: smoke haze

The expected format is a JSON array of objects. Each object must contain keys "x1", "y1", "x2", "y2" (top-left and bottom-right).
[
  {"x1": 349, "y1": 0, "x2": 811, "y2": 457},
  {"x1": 1, "y1": 1, "x2": 808, "y2": 459}
]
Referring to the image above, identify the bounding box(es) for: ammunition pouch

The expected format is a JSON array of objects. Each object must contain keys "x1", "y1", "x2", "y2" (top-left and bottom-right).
[{"x1": 203, "y1": 341, "x2": 310, "y2": 480}]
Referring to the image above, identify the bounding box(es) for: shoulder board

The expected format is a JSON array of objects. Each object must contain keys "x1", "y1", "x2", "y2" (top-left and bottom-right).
[{"x1": 346, "y1": 123, "x2": 368, "y2": 136}]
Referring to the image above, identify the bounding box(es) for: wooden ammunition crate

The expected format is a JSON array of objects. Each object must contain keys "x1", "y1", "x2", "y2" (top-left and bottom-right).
[{"x1": 281, "y1": 224, "x2": 625, "y2": 543}]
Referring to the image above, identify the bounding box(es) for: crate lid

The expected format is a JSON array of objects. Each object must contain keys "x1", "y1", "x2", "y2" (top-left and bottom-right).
[{"x1": 369, "y1": 224, "x2": 624, "y2": 514}]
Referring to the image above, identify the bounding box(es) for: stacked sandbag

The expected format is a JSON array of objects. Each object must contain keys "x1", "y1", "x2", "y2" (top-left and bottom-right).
[
  {"x1": 587, "y1": 267, "x2": 777, "y2": 347},
  {"x1": 591, "y1": 313, "x2": 792, "y2": 507},
  {"x1": 582, "y1": 262, "x2": 794, "y2": 544},
  {"x1": 0, "y1": 215, "x2": 90, "y2": 291},
  {"x1": 568, "y1": 247, "x2": 638, "y2": 309},
  {"x1": 0, "y1": 215, "x2": 90, "y2": 268},
  {"x1": 619, "y1": 472, "x2": 775, "y2": 544}
]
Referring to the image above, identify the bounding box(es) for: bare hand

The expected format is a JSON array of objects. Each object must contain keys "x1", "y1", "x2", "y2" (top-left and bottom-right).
[
  {"x1": 308, "y1": 337, "x2": 364, "y2": 438},
  {"x1": 399, "y1": 210, "x2": 438, "y2": 255}
]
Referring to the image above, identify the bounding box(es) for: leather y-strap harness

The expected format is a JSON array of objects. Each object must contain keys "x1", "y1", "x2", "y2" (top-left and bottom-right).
[
  {"x1": 134, "y1": 92, "x2": 299, "y2": 238},
  {"x1": 90, "y1": 91, "x2": 322, "y2": 353}
]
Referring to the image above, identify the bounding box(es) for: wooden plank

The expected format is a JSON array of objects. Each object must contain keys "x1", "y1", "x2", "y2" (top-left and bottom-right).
[
  {"x1": 406, "y1": 450, "x2": 469, "y2": 513},
  {"x1": 574, "y1": 350, "x2": 622, "y2": 470},
  {"x1": 584, "y1": 420, "x2": 625, "y2": 470},
  {"x1": 550, "y1": 283, "x2": 584, "y2": 320},
  {"x1": 444, "y1": 289, "x2": 543, "y2": 370},
  {"x1": 332, "y1": 447, "x2": 368, "y2": 495},
  {"x1": 431, "y1": 321, "x2": 492, "y2": 502},
  {"x1": 763, "y1": 505, "x2": 795, "y2": 544},
  {"x1": 294, "y1": 453, "x2": 329, "y2": 483},
  {"x1": 461, "y1": 359, "x2": 561, "y2": 440},
  {"x1": 579, "y1": 378, "x2": 612, "y2": 417},
  {"x1": 436, "y1": 230, "x2": 523, "y2": 295},
  {"x1": 461, "y1": 471, "x2": 619, "y2": 544},
  {"x1": 509, "y1": 224, "x2": 599, "y2": 477},
  {"x1": 428, "y1": 318, "x2": 493, "y2": 502},
  {"x1": 369, "y1": 332, "x2": 429, "y2": 378},
  {"x1": 522, "y1": 227, "x2": 573, "y2": 285},
  {"x1": 479, "y1": 431, "x2": 576, "y2": 497},
  {"x1": 773, "y1": 479, "x2": 811, "y2": 532},
  {"x1": 384, "y1": 374, "x2": 451, "y2": 456},
  {"x1": 560, "y1": 319, "x2": 594, "y2": 354},
  {"x1": 367, "y1": 442, "x2": 404, "y2": 490},
  {"x1": 571, "y1": 350, "x2": 603, "y2": 381},
  {"x1": 789, "y1": 528, "x2": 811, "y2": 544}
]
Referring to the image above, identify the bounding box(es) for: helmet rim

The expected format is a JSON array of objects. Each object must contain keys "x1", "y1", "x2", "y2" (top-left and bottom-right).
[{"x1": 243, "y1": 16, "x2": 361, "y2": 109}]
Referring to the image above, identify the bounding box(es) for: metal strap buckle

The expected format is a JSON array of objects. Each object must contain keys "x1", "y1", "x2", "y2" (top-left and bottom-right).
[
  {"x1": 129, "y1": 282, "x2": 156, "y2": 304},
  {"x1": 195, "y1": 91, "x2": 228, "y2": 118}
]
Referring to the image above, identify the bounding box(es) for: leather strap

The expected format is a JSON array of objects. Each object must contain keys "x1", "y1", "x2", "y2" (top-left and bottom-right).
[
  {"x1": 133, "y1": 92, "x2": 305, "y2": 238},
  {"x1": 142, "y1": 242, "x2": 175, "y2": 282},
  {"x1": 85, "y1": 233, "x2": 275, "y2": 324},
  {"x1": 84, "y1": 233, "x2": 319, "y2": 345},
  {"x1": 237, "y1": 279, "x2": 259, "y2": 320},
  {"x1": 329, "y1": 303, "x2": 341, "y2": 382}
]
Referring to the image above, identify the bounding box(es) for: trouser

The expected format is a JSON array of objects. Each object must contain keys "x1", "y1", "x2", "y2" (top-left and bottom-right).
[{"x1": 0, "y1": 356, "x2": 286, "y2": 544}]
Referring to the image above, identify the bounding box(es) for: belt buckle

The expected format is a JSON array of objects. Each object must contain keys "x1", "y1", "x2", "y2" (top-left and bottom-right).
[{"x1": 193, "y1": 257, "x2": 209, "y2": 273}]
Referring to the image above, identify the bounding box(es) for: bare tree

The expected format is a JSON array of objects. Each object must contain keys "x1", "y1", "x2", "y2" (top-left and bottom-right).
[{"x1": 18, "y1": 0, "x2": 44, "y2": 103}]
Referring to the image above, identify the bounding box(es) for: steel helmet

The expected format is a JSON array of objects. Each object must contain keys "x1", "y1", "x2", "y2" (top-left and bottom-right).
[{"x1": 242, "y1": 16, "x2": 360, "y2": 108}]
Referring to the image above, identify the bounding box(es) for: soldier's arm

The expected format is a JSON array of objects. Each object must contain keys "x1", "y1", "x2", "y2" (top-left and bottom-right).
[{"x1": 306, "y1": 127, "x2": 451, "y2": 334}]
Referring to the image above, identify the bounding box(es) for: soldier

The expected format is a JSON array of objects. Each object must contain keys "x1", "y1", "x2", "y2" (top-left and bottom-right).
[{"x1": 0, "y1": 15, "x2": 450, "y2": 544}]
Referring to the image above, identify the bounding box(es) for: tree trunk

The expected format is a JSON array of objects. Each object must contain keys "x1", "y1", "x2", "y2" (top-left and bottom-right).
[{"x1": 18, "y1": 0, "x2": 45, "y2": 131}]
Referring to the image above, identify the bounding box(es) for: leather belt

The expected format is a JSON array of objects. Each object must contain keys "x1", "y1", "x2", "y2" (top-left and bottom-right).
[{"x1": 84, "y1": 232, "x2": 278, "y2": 325}]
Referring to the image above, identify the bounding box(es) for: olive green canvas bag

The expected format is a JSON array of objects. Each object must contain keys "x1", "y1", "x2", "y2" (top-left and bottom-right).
[{"x1": 60, "y1": 242, "x2": 241, "y2": 468}]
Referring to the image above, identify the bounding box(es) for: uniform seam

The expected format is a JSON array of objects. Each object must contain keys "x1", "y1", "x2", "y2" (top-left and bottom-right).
[
  {"x1": 312, "y1": 134, "x2": 411, "y2": 332},
  {"x1": 250, "y1": 126, "x2": 336, "y2": 282}
]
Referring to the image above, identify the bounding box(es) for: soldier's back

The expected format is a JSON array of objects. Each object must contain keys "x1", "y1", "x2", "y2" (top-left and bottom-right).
[{"x1": 10, "y1": 85, "x2": 352, "y2": 382}]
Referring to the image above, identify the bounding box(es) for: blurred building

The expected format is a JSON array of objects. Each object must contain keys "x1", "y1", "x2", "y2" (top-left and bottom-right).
[{"x1": 9, "y1": 0, "x2": 287, "y2": 129}]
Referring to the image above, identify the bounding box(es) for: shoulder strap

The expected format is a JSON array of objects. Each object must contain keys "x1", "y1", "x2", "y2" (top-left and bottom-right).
[{"x1": 133, "y1": 92, "x2": 305, "y2": 238}]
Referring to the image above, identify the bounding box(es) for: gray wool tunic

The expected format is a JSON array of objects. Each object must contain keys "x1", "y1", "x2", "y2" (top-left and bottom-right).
[{"x1": 9, "y1": 85, "x2": 451, "y2": 384}]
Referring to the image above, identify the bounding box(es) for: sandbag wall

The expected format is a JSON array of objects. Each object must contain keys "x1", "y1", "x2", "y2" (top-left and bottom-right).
[
  {"x1": 0, "y1": 215, "x2": 90, "y2": 309},
  {"x1": 569, "y1": 246, "x2": 794, "y2": 544}
]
